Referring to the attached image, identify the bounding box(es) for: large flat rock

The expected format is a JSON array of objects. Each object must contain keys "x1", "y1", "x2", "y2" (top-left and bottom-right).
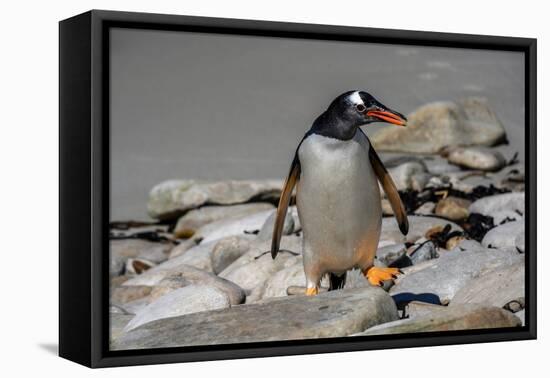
[
  {"x1": 147, "y1": 179, "x2": 282, "y2": 220},
  {"x1": 450, "y1": 261, "x2": 524, "y2": 308},
  {"x1": 357, "y1": 304, "x2": 521, "y2": 335},
  {"x1": 174, "y1": 203, "x2": 275, "y2": 237},
  {"x1": 390, "y1": 248, "x2": 523, "y2": 303},
  {"x1": 111, "y1": 287, "x2": 398, "y2": 350},
  {"x1": 370, "y1": 98, "x2": 506, "y2": 154}
]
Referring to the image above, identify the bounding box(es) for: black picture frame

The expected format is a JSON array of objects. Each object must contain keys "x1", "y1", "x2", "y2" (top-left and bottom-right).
[{"x1": 59, "y1": 9, "x2": 537, "y2": 368}]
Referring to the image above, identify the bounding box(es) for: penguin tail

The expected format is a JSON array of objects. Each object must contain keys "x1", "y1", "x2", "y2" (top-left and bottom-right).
[{"x1": 328, "y1": 272, "x2": 347, "y2": 291}]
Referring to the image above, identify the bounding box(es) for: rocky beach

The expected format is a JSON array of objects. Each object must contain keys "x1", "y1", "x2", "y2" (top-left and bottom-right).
[{"x1": 109, "y1": 97, "x2": 526, "y2": 351}]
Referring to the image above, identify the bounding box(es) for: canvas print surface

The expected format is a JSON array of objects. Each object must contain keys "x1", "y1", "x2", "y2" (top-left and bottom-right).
[{"x1": 108, "y1": 28, "x2": 526, "y2": 350}]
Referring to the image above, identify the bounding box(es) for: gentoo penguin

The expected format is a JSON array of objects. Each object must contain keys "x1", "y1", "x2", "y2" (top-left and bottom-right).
[{"x1": 271, "y1": 90, "x2": 409, "y2": 296}]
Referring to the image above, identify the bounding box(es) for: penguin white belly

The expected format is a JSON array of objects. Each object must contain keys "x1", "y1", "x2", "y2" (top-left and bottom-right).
[{"x1": 296, "y1": 131, "x2": 381, "y2": 280}]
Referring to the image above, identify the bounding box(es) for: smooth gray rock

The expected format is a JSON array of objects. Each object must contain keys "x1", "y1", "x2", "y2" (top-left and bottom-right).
[
  {"x1": 221, "y1": 252, "x2": 300, "y2": 295},
  {"x1": 357, "y1": 304, "x2": 521, "y2": 335},
  {"x1": 173, "y1": 203, "x2": 274, "y2": 238},
  {"x1": 370, "y1": 98, "x2": 506, "y2": 154},
  {"x1": 110, "y1": 240, "x2": 172, "y2": 276},
  {"x1": 149, "y1": 275, "x2": 192, "y2": 300},
  {"x1": 390, "y1": 248, "x2": 523, "y2": 303},
  {"x1": 169, "y1": 235, "x2": 255, "y2": 273},
  {"x1": 167, "y1": 239, "x2": 198, "y2": 259},
  {"x1": 257, "y1": 206, "x2": 296, "y2": 240},
  {"x1": 469, "y1": 192, "x2": 524, "y2": 216},
  {"x1": 219, "y1": 235, "x2": 302, "y2": 293},
  {"x1": 449, "y1": 239, "x2": 487, "y2": 253},
  {"x1": 248, "y1": 259, "x2": 305, "y2": 302},
  {"x1": 380, "y1": 216, "x2": 462, "y2": 245},
  {"x1": 211, "y1": 236, "x2": 252, "y2": 274},
  {"x1": 158, "y1": 240, "x2": 218, "y2": 273},
  {"x1": 124, "y1": 285, "x2": 231, "y2": 331},
  {"x1": 193, "y1": 209, "x2": 274, "y2": 243},
  {"x1": 482, "y1": 221, "x2": 525, "y2": 252},
  {"x1": 148, "y1": 179, "x2": 283, "y2": 220},
  {"x1": 446, "y1": 147, "x2": 506, "y2": 171},
  {"x1": 376, "y1": 244, "x2": 408, "y2": 266},
  {"x1": 112, "y1": 287, "x2": 398, "y2": 350},
  {"x1": 451, "y1": 261, "x2": 524, "y2": 307},
  {"x1": 387, "y1": 161, "x2": 430, "y2": 191},
  {"x1": 123, "y1": 264, "x2": 245, "y2": 305},
  {"x1": 409, "y1": 241, "x2": 439, "y2": 264}
]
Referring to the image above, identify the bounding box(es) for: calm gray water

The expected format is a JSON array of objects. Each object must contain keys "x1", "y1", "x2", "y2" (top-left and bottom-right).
[{"x1": 110, "y1": 28, "x2": 525, "y2": 221}]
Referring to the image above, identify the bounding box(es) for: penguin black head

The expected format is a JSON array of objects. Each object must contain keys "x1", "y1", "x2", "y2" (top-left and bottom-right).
[{"x1": 312, "y1": 90, "x2": 407, "y2": 140}]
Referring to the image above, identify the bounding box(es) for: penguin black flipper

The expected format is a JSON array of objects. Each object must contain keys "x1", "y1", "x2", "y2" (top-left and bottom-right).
[
  {"x1": 361, "y1": 130, "x2": 409, "y2": 235},
  {"x1": 271, "y1": 154, "x2": 301, "y2": 259}
]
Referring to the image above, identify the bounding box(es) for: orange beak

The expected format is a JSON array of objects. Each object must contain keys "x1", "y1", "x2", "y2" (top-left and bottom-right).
[{"x1": 366, "y1": 110, "x2": 407, "y2": 126}]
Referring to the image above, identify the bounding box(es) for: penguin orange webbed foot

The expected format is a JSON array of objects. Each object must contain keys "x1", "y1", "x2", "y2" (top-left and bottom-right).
[
  {"x1": 363, "y1": 267, "x2": 402, "y2": 287},
  {"x1": 305, "y1": 287, "x2": 319, "y2": 296}
]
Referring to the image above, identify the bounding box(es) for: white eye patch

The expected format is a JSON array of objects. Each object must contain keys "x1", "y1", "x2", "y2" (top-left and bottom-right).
[{"x1": 347, "y1": 91, "x2": 364, "y2": 106}]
